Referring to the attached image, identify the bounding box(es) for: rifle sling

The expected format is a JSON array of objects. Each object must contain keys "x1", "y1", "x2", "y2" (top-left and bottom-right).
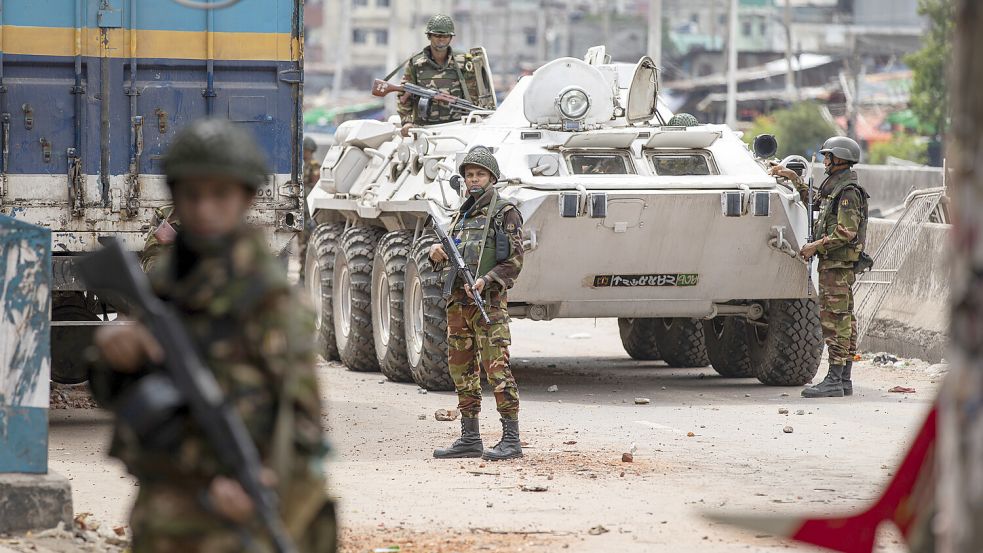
[{"x1": 384, "y1": 56, "x2": 413, "y2": 81}]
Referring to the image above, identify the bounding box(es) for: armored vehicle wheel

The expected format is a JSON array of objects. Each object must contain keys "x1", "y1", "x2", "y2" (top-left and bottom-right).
[
  {"x1": 653, "y1": 318, "x2": 710, "y2": 368},
  {"x1": 750, "y1": 299, "x2": 823, "y2": 386},
  {"x1": 372, "y1": 230, "x2": 415, "y2": 382},
  {"x1": 705, "y1": 317, "x2": 755, "y2": 377},
  {"x1": 306, "y1": 223, "x2": 346, "y2": 362},
  {"x1": 618, "y1": 318, "x2": 662, "y2": 361},
  {"x1": 334, "y1": 226, "x2": 386, "y2": 372},
  {"x1": 403, "y1": 236, "x2": 454, "y2": 391}
]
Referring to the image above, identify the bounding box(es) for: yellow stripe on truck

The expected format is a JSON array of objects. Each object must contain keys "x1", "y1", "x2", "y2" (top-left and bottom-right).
[{"x1": 3, "y1": 26, "x2": 296, "y2": 62}]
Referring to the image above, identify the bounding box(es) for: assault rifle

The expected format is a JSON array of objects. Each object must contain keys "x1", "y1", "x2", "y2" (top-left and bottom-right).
[
  {"x1": 431, "y1": 221, "x2": 492, "y2": 325},
  {"x1": 372, "y1": 79, "x2": 483, "y2": 117},
  {"x1": 78, "y1": 239, "x2": 297, "y2": 553}
]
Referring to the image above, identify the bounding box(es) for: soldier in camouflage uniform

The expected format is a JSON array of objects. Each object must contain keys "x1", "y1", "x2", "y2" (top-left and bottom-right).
[
  {"x1": 299, "y1": 136, "x2": 321, "y2": 269},
  {"x1": 140, "y1": 205, "x2": 179, "y2": 273},
  {"x1": 397, "y1": 15, "x2": 480, "y2": 137},
  {"x1": 769, "y1": 136, "x2": 868, "y2": 398},
  {"x1": 428, "y1": 146, "x2": 525, "y2": 461},
  {"x1": 89, "y1": 119, "x2": 336, "y2": 552}
]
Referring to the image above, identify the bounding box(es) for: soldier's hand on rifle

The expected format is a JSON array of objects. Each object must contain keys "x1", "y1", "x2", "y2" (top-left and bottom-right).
[
  {"x1": 94, "y1": 321, "x2": 164, "y2": 373},
  {"x1": 208, "y1": 469, "x2": 277, "y2": 524},
  {"x1": 401, "y1": 123, "x2": 414, "y2": 138},
  {"x1": 429, "y1": 243, "x2": 448, "y2": 263},
  {"x1": 800, "y1": 240, "x2": 820, "y2": 261},
  {"x1": 465, "y1": 276, "x2": 487, "y2": 299}
]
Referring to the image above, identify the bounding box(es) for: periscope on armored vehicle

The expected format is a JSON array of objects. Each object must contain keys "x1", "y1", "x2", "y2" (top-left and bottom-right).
[{"x1": 306, "y1": 46, "x2": 823, "y2": 390}]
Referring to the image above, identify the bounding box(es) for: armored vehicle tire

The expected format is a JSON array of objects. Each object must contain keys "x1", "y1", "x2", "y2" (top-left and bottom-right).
[
  {"x1": 652, "y1": 318, "x2": 711, "y2": 368},
  {"x1": 705, "y1": 317, "x2": 755, "y2": 378},
  {"x1": 334, "y1": 226, "x2": 386, "y2": 372},
  {"x1": 618, "y1": 318, "x2": 662, "y2": 361},
  {"x1": 372, "y1": 230, "x2": 415, "y2": 382},
  {"x1": 307, "y1": 223, "x2": 346, "y2": 362},
  {"x1": 750, "y1": 299, "x2": 823, "y2": 386},
  {"x1": 403, "y1": 236, "x2": 454, "y2": 391}
]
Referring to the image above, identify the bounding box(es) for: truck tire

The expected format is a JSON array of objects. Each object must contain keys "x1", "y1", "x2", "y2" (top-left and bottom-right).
[
  {"x1": 333, "y1": 226, "x2": 386, "y2": 372},
  {"x1": 653, "y1": 318, "x2": 711, "y2": 368},
  {"x1": 750, "y1": 299, "x2": 823, "y2": 386},
  {"x1": 705, "y1": 317, "x2": 755, "y2": 377},
  {"x1": 306, "y1": 223, "x2": 345, "y2": 362},
  {"x1": 618, "y1": 318, "x2": 662, "y2": 360},
  {"x1": 403, "y1": 236, "x2": 454, "y2": 391},
  {"x1": 372, "y1": 230, "x2": 415, "y2": 382},
  {"x1": 51, "y1": 293, "x2": 101, "y2": 384}
]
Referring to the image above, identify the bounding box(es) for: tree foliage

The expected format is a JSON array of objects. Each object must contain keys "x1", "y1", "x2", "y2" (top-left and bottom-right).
[
  {"x1": 867, "y1": 134, "x2": 929, "y2": 165},
  {"x1": 904, "y1": 0, "x2": 954, "y2": 137},
  {"x1": 744, "y1": 102, "x2": 836, "y2": 159}
]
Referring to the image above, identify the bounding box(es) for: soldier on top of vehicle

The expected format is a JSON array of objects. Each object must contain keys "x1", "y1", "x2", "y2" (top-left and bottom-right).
[{"x1": 397, "y1": 14, "x2": 481, "y2": 137}]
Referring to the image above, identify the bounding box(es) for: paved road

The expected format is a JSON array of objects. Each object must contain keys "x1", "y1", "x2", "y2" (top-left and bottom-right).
[{"x1": 46, "y1": 317, "x2": 939, "y2": 552}]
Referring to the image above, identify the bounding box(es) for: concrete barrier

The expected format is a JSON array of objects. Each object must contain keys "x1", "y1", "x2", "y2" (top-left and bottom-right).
[
  {"x1": 860, "y1": 218, "x2": 950, "y2": 362},
  {"x1": 810, "y1": 164, "x2": 944, "y2": 215}
]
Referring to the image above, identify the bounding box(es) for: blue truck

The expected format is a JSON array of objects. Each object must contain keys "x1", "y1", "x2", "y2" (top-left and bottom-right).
[{"x1": 0, "y1": 0, "x2": 305, "y2": 383}]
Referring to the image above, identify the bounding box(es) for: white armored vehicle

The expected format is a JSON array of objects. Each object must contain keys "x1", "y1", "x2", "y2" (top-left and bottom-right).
[{"x1": 306, "y1": 48, "x2": 823, "y2": 390}]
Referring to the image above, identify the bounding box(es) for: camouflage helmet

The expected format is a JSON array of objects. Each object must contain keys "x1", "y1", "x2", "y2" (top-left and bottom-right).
[
  {"x1": 426, "y1": 14, "x2": 455, "y2": 36},
  {"x1": 667, "y1": 112, "x2": 699, "y2": 127},
  {"x1": 163, "y1": 118, "x2": 269, "y2": 190},
  {"x1": 458, "y1": 146, "x2": 501, "y2": 181},
  {"x1": 819, "y1": 136, "x2": 861, "y2": 163},
  {"x1": 303, "y1": 136, "x2": 317, "y2": 152}
]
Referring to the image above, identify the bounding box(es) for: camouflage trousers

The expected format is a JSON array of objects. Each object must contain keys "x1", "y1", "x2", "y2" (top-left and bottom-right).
[
  {"x1": 446, "y1": 285, "x2": 520, "y2": 420},
  {"x1": 129, "y1": 481, "x2": 336, "y2": 553},
  {"x1": 819, "y1": 266, "x2": 857, "y2": 365}
]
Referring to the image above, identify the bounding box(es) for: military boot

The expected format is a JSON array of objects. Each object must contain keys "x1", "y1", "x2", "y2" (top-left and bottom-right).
[
  {"x1": 433, "y1": 417, "x2": 483, "y2": 459},
  {"x1": 842, "y1": 360, "x2": 854, "y2": 396},
  {"x1": 802, "y1": 364, "x2": 845, "y2": 398},
  {"x1": 482, "y1": 418, "x2": 523, "y2": 461}
]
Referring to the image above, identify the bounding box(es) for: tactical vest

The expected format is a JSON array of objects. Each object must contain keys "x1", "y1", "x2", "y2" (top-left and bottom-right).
[
  {"x1": 451, "y1": 193, "x2": 514, "y2": 279},
  {"x1": 411, "y1": 49, "x2": 477, "y2": 124},
  {"x1": 815, "y1": 171, "x2": 868, "y2": 263}
]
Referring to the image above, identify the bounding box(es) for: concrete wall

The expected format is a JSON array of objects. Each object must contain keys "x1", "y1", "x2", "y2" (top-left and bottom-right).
[
  {"x1": 809, "y1": 164, "x2": 944, "y2": 215},
  {"x1": 860, "y1": 218, "x2": 950, "y2": 362}
]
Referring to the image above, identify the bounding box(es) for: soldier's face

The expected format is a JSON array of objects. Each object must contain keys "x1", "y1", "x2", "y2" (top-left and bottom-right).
[
  {"x1": 428, "y1": 34, "x2": 452, "y2": 52},
  {"x1": 172, "y1": 177, "x2": 254, "y2": 239},
  {"x1": 464, "y1": 166, "x2": 493, "y2": 195},
  {"x1": 304, "y1": 148, "x2": 314, "y2": 163}
]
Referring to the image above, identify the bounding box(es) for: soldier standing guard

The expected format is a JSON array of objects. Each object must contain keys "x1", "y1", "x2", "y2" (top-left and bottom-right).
[
  {"x1": 300, "y1": 135, "x2": 321, "y2": 268},
  {"x1": 428, "y1": 147, "x2": 525, "y2": 461},
  {"x1": 88, "y1": 119, "x2": 336, "y2": 552},
  {"x1": 397, "y1": 14, "x2": 480, "y2": 137},
  {"x1": 769, "y1": 136, "x2": 869, "y2": 399}
]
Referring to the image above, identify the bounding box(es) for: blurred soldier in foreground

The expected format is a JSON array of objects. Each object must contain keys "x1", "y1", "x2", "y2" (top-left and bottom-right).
[
  {"x1": 397, "y1": 14, "x2": 480, "y2": 136},
  {"x1": 89, "y1": 119, "x2": 336, "y2": 552},
  {"x1": 429, "y1": 147, "x2": 525, "y2": 461},
  {"x1": 769, "y1": 136, "x2": 869, "y2": 398}
]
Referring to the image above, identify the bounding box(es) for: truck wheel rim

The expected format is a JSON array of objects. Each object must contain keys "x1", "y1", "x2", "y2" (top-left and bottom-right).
[
  {"x1": 407, "y1": 270, "x2": 424, "y2": 366},
  {"x1": 376, "y1": 270, "x2": 391, "y2": 347}
]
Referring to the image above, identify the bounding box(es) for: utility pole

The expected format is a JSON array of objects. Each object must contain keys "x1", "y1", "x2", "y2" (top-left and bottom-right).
[
  {"x1": 602, "y1": 0, "x2": 611, "y2": 48},
  {"x1": 648, "y1": 0, "x2": 662, "y2": 68},
  {"x1": 725, "y1": 0, "x2": 738, "y2": 127},
  {"x1": 333, "y1": 0, "x2": 351, "y2": 100},
  {"x1": 538, "y1": 1, "x2": 548, "y2": 63},
  {"x1": 384, "y1": 1, "x2": 400, "y2": 116},
  {"x1": 784, "y1": 0, "x2": 795, "y2": 98}
]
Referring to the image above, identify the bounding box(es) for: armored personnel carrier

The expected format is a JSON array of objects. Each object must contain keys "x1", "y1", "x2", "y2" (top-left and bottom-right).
[{"x1": 305, "y1": 47, "x2": 823, "y2": 390}]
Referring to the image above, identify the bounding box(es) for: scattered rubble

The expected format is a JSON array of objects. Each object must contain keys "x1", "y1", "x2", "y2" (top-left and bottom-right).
[
  {"x1": 547, "y1": 385, "x2": 559, "y2": 393},
  {"x1": 795, "y1": 410, "x2": 805, "y2": 416},
  {"x1": 50, "y1": 384, "x2": 98, "y2": 410},
  {"x1": 521, "y1": 485, "x2": 549, "y2": 492},
  {"x1": 888, "y1": 386, "x2": 917, "y2": 394},
  {"x1": 686, "y1": 432, "x2": 696, "y2": 437},
  {"x1": 634, "y1": 397, "x2": 651, "y2": 405},
  {"x1": 783, "y1": 426, "x2": 794, "y2": 434},
  {"x1": 588, "y1": 525, "x2": 609, "y2": 536},
  {"x1": 417, "y1": 388, "x2": 428, "y2": 394},
  {"x1": 778, "y1": 408, "x2": 789, "y2": 415},
  {"x1": 873, "y1": 353, "x2": 900, "y2": 365},
  {"x1": 435, "y1": 409, "x2": 460, "y2": 421},
  {"x1": 417, "y1": 414, "x2": 427, "y2": 420},
  {"x1": 621, "y1": 453, "x2": 634, "y2": 463}
]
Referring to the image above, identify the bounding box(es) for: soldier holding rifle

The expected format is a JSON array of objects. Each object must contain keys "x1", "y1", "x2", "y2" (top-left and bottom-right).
[{"x1": 428, "y1": 147, "x2": 526, "y2": 461}]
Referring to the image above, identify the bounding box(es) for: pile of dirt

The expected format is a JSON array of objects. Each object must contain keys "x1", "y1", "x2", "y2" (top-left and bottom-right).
[
  {"x1": 1, "y1": 513, "x2": 128, "y2": 553},
  {"x1": 50, "y1": 384, "x2": 98, "y2": 410},
  {"x1": 340, "y1": 525, "x2": 573, "y2": 553}
]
